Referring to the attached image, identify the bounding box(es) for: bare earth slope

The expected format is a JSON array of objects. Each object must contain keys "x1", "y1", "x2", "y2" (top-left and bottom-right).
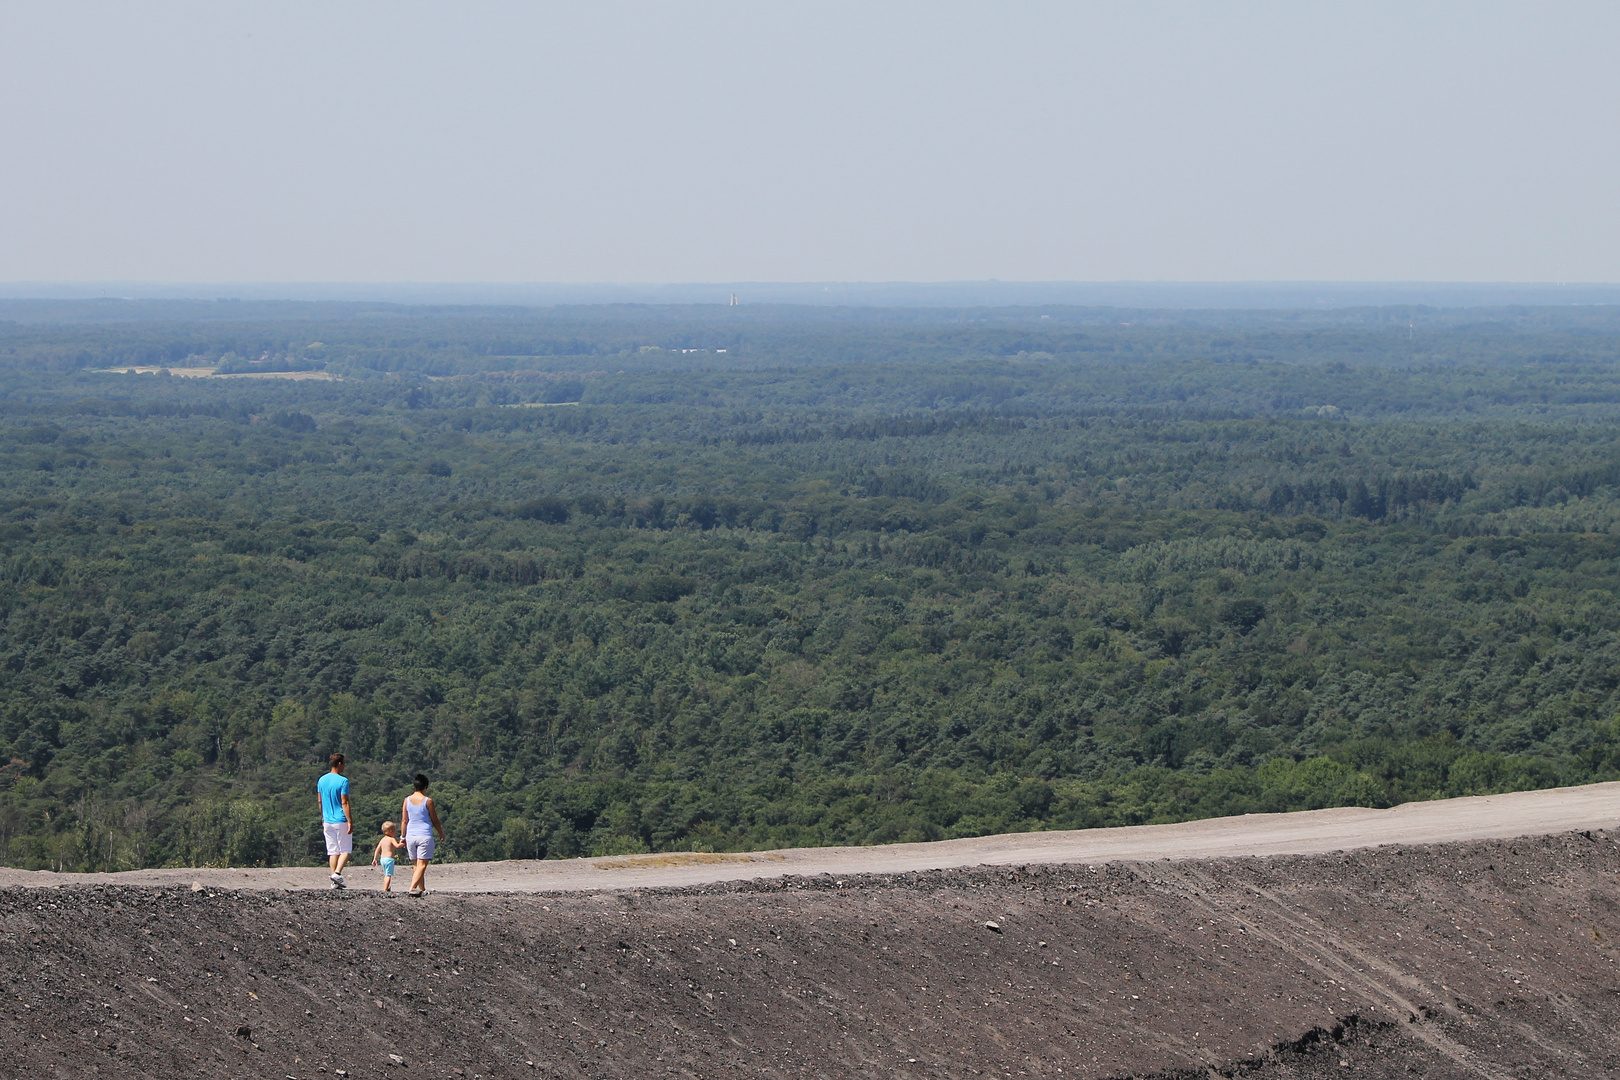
[{"x1": 4, "y1": 788, "x2": 1619, "y2": 1080}]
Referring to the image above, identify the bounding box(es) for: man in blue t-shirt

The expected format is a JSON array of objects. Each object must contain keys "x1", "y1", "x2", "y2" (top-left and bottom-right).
[{"x1": 317, "y1": 753, "x2": 353, "y2": 889}]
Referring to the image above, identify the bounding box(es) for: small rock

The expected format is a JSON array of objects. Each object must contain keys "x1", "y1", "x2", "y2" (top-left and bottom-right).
[
  {"x1": 235, "y1": 1025, "x2": 252, "y2": 1039},
  {"x1": 985, "y1": 921, "x2": 1002, "y2": 933},
  {"x1": 389, "y1": 1054, "x2": 405, "y2": 1065},
  {"x1": 190, "y1": 881, "x2": 204, "y2": 893},
  {"x1": 1038, "y1": 940, "x2": 1048, "y2": 948}
]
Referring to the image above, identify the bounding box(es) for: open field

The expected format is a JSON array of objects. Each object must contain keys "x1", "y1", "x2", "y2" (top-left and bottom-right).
[
  {"x1": 92, "y1": 366, "x2": 338, "y2": 379},
  {"x1": 92, "y1": 366, "x2": 222, "y2": 377}
]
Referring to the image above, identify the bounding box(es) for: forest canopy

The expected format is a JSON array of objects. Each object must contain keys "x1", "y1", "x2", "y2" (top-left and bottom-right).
[{"x1": 3, "y1": 301, "x2": 1620, "y2": 870}]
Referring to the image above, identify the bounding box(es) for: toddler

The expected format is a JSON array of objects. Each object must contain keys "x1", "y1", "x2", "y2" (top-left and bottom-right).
[{"x1": 371, "y1": 821, "x2": 405, "y2": 892}]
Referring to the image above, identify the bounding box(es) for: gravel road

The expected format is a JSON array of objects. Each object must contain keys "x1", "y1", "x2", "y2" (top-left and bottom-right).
[{"x1": 4, "y1": 780, "x2": 1616, "y2": 893}]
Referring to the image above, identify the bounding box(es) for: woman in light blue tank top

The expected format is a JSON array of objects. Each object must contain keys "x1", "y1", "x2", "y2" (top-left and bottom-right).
[{"x1": 400, "y1": 773, "x2": 444, "y2": 896}]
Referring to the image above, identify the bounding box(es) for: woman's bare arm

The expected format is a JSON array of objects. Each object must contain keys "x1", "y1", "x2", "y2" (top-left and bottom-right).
[{"x1": 428, "y1": 798, "x2": 444, "y2": 840}]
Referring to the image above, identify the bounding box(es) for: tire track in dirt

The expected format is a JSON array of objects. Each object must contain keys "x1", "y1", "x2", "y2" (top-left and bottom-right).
[{"x1": 1164, "y1": 865, "x2": 1516, "y2": 1079}]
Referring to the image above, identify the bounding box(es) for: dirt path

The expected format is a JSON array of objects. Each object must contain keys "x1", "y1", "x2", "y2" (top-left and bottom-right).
[{"x1": 5, "y1": 780, "x2": 1617, "y2": 893}]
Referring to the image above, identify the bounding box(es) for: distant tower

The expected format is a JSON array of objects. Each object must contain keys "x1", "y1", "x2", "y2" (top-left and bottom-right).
[{"x1": 729, "y1": 293, "x2": 739, "y2": 306}]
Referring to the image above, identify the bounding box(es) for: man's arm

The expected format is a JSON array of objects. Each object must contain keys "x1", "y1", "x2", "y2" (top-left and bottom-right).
[{"x1": 341, "y1": 792, "x2": 353, "y2": 833}]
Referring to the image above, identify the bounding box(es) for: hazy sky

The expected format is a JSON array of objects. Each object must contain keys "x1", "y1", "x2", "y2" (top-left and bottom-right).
[{"x1": 2, "y1": 2, "x2": 1616, "y2": 284}]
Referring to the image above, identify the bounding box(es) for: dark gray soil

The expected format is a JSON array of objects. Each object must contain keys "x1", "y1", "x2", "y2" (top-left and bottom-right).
[{"x1": 5, "y1": 831, "x2": 1619, "y2": 1079}]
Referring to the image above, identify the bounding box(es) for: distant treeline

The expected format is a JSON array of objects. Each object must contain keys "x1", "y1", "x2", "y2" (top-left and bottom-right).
[{"x1": 2, "y1": 309, "x2": 1620, "y2": 870}]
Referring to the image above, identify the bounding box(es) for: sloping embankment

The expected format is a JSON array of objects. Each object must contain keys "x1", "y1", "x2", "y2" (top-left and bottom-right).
[{"x1": 5, "y1": 831, "x2": 1619, "y2": 1079}]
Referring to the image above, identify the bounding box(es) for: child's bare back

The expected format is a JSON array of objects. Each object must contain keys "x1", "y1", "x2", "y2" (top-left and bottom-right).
[{"x1": 372, "y1": 822, "x2": 406, "y2": 892}]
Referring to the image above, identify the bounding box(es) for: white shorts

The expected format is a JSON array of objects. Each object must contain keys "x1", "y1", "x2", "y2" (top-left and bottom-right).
[
  {"x1": 323, "y1": 821, "x2": 353, "y2": 857},
  {"x1": 405, "y1": 835, "x2": 435, "y2": 861}
]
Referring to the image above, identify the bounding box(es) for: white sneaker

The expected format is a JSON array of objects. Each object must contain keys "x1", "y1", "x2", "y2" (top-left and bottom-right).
[{"x1": 330, "y1": 873, "x2": 346, "y2": 889}]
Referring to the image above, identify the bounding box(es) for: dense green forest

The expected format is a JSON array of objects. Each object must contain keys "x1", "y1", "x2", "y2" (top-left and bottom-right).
[{"x1": 4, "y1": 301, "x2": 1620, "y2": 871}]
